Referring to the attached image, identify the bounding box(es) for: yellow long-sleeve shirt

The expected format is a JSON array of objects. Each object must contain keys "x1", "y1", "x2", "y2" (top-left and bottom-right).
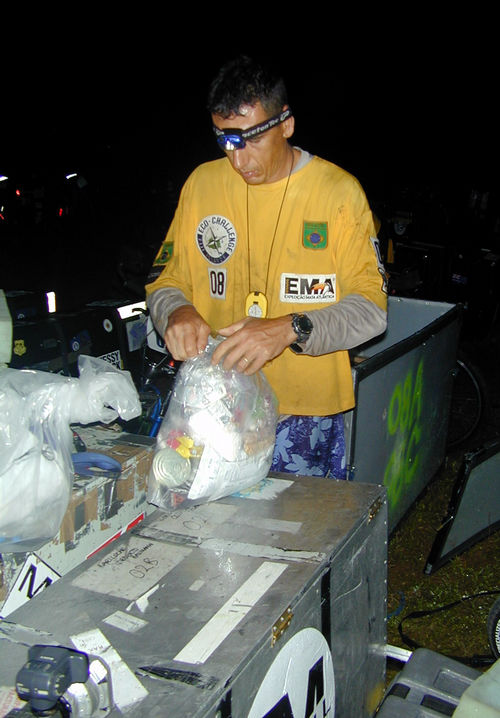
[{"x1": 146, "y1": 154, "x2": 387, "y2": 416}]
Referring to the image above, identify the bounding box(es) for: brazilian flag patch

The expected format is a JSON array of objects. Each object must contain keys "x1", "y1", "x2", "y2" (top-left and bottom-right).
[
  {"x1": 303, "y1": 221, "x2": 328, "y2": 249},
  {"x1": 153, "y1": 239, "x2": 174, "y2": 266}
]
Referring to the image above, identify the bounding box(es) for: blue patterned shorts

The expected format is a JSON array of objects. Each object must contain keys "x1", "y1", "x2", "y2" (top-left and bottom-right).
[{"x1": 271, "y1": 413, "x2": 346, "y2": 479}]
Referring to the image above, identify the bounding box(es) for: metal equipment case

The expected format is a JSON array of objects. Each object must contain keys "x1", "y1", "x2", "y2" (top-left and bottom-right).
[
  {"x1": 0, "y1": 476, "x2": 387, "y2": 718},
  {"x1": 345, "y1": 296, "x2": 461, "y2": 530}
]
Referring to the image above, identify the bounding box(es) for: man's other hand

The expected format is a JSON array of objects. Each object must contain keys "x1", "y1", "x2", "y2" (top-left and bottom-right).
[
  {"x1": 164, "y1": 305, "x2": 211, "y2": 360},
  {"x1": 212, "y1": 316, "x2": 296, "y2": 374}
]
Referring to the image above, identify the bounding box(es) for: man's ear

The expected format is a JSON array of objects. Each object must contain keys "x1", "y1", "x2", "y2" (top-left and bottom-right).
[{"x1": 282, "y1": 114, "x2": 295, "y2": 140}]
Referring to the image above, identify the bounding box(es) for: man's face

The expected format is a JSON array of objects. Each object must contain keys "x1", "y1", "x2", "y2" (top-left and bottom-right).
[{"x1": 211, "y1": 102, "x2": 294, "y2": 185}]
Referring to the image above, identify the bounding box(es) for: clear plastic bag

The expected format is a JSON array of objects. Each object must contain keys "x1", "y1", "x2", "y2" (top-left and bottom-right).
[
  {"x1": 0, "y1": 355, "x2": 141, "y2": 553},
  {"x1": 147, "y1": 337, "x2": 278, "y2": 509}
]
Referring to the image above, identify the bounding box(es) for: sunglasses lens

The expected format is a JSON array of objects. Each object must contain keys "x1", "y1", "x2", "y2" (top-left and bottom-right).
[{"x1": 217, "y1": 134, "x2": 245, "y2": 151}]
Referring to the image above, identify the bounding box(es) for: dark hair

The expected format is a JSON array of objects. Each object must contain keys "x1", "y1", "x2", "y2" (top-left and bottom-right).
[{"x1": 207, "y1": 55, "x2": 288, "y2": 118}]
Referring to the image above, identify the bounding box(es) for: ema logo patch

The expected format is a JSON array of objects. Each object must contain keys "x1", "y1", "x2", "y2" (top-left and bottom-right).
[
  {"x1": 280, "y1": 273, "x2": 336, "y2": 303},
  {"x1": 196, "y1": 215, "x2": 237, "y2": 265},
  {"x1": 248, "y1": 628, "x2": 335, "y2": 718}
]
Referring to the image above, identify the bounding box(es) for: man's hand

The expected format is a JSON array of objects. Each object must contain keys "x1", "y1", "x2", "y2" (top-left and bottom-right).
[
  {"x1": 164, "y1": 305, "x2": 211, "y2": 360},
  {"x1": 211, "y1": 315, "x2": 297, "y2": 374}
]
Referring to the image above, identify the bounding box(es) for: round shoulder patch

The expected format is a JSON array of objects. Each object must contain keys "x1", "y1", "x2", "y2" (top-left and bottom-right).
[{"x1": 196, "y1": 215, "x2": 237, "y2": 265}]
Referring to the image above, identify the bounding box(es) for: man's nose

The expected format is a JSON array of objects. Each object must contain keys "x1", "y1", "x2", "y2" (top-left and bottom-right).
[{"x1": 230, "y1": 148, "x2": 248, "y2": 169}]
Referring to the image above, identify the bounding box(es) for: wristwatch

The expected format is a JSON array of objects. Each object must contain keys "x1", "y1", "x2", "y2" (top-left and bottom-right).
[{"x1": 290, "y1": 313, "x2": 313, "y2": 353}]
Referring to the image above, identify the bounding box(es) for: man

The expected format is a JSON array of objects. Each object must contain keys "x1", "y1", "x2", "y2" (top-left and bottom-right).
[{"x1": 146, "y1": 55, "x2": 387, "y2": 478}]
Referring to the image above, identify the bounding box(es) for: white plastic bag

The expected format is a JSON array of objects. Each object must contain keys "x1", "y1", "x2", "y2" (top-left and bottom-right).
[
  {"x1": 0, "y1": 355, "x2": 141, "y2": 553},
  {"x1": 147, "y1": 337, "x2": 278, "y2": 509}
]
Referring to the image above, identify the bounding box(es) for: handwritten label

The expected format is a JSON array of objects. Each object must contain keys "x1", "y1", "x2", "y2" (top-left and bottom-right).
[{"x1": 71, "y1": 536, "x2": 190, "y2": 600}]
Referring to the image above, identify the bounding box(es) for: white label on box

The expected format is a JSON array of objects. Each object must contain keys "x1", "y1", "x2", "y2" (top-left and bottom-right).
[
  {"x1": 232, "y1": 477, "x2": 294, "y2": 499},
  {"x1": 148, "y1": 501, "x2": 238, "y2": 539},
  {"x1": 174, "y1": 561, "x2": 287, "y2": 665},
  {"x1": 71, "y1": 628, "x2": 147, "y2": 710},
  {"x1": 103, "y1": 610, "x2": 148, "y2": 634},
  {"x1": 0, "y1": 554, "x2": 61, "y2": 618},
  {"x1": 199, "y1": 539, "x2": 325, "y2": 563},
  {"x1": 71, "y1": 536, "x2": 190, "y2": 600},
  {"x1": 245, "y1": 517, "x2": 302, "y2": 535}
]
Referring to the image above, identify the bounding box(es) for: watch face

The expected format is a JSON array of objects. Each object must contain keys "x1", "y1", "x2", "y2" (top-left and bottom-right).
[
  {"x1": 292, "y1": 313, "x2": 312, "y2": 342},
  {"x1": 297, "y1": 315, "x2": 313, "y2": 333}
]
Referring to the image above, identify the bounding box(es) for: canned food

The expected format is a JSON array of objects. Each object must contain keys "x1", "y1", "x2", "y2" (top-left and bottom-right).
[{"x1": 152, "y1": 447, "x2": 191, "y2": 488}]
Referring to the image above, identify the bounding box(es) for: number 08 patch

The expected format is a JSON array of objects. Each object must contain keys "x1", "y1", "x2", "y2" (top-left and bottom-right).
[{"x1": 208, "y1": 267, "x2": 227, "y2": 299}]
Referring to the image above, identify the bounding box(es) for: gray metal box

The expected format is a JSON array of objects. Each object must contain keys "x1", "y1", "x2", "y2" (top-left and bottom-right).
[
  {"x1": 0, "y1": 476, "x2": 387, "y2": 718},
  {"x1": 345, "y1": 296, "x2": 461, "y2": 530}
]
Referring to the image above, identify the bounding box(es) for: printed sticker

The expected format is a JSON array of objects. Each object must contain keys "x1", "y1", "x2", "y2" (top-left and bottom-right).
[
  {"x1": 208, "y1": 267, "x2": 227, "y2": 299},
  {"x1": 13, "y1": 339, "x2": 27, "y2": 357},
  {"x1": 0, "y1": 554, "x2": 60, "y2": 618}
]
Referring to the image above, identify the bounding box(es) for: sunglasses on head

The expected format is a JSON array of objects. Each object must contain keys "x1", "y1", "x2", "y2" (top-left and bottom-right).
[{"x1": 213, "y1": 108, "x2": 292, "y2": 151}]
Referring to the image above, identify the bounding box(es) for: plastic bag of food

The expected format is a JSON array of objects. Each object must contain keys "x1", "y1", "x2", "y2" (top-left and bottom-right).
[
  {"x1": 0, "y1": 355, "x2": 141, "y2": 552},
  {"x1": 147, "y1": 337, "x2": 278, "y2": 508}
]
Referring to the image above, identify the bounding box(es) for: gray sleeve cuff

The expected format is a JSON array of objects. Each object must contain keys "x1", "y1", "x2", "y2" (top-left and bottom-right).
[
  {"x1": 146, "y1": 287, "x2": 192, "y2": 339},
  {"x1": 297, "y1": 295, "x2": 387, "y2": 356}
]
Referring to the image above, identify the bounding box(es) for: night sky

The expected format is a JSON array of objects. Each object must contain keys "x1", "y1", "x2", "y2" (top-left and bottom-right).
[{"x1": 2, "y1": 21, "x2": 497, "y2": 309}]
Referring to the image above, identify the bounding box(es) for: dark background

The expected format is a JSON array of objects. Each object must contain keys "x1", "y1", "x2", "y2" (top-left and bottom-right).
[{"x1": 1, "y1": 17, "x2": 497, "y2": 313}]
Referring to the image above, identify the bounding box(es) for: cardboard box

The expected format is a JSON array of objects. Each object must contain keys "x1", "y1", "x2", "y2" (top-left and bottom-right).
[{"x1": 0, "y1": 426, "x2": 155, "y2": 618}]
